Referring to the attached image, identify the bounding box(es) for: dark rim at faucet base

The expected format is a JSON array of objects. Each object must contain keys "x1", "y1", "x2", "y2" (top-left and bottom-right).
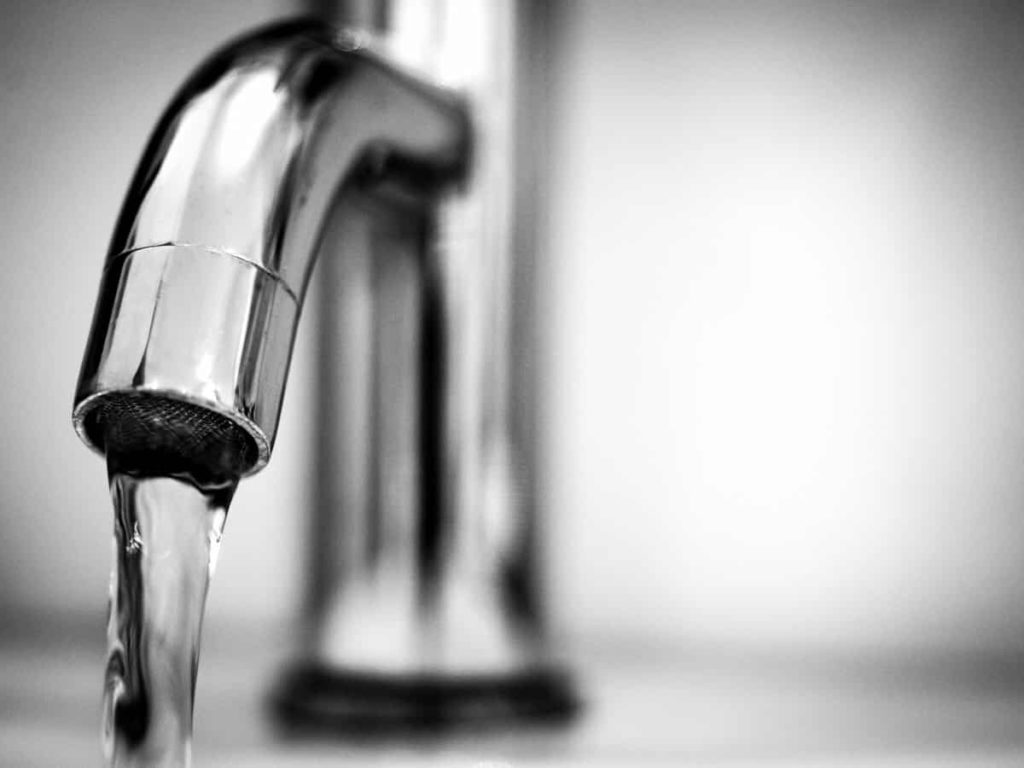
[{"x1": 270, "y1": 662, "x2": 582, "y2": 736}]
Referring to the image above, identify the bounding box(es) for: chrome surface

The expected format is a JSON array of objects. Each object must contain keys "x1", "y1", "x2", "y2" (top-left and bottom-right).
[
  {"x1": 74, "y1": 0, "x2": 572, "y2": 720},
  {"x1": 297, "y1": 0, "x2": 566, "y2": 682},
  {"x1": 73, "y1": 20, "x2": 468, "y2": 471}
]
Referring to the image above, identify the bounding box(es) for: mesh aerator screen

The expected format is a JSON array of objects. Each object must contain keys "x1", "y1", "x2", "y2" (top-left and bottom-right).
[{"x1": 83, "y1": 392, "x2": 260, "y2": 482}]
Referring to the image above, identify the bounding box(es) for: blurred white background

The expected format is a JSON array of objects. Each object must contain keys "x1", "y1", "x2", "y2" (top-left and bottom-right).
[{"x1": 4, "y1": 0, "x2": 1024, "y2": 663}]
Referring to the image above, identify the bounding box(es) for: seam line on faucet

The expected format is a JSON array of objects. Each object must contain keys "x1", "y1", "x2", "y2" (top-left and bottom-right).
[{"x1": 108, "y1": 243, "x2": 299, "y2": 305}]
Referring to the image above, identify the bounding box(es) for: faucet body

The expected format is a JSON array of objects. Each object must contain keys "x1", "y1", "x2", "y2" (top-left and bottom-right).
[
  {"x1": 76, "y1": 7, "x2": 576, "y2": 729},
  {"x1": 74, "y1": 21, "x2": 468, "y2": 471}
]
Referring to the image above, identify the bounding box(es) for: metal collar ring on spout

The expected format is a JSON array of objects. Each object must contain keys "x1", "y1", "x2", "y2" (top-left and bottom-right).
[{"x1": 72, "y1": 19, "x2": 470, "y2": 477}]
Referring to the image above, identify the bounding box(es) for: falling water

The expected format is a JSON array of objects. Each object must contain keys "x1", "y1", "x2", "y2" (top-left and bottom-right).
[{"x1": 102, "y1": 451, "x2": 238, "y2": 767}]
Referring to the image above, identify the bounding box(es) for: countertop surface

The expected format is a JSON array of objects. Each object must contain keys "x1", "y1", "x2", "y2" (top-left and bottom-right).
[{"x1": 4, "y1": 624, "x2": 1024, "y2": 767}]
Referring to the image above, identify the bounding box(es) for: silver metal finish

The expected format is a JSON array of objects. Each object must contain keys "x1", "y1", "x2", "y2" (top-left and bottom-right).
[
  {"x1": 73, "y1": 21, "x2": 468, "y2": 472},
  {"x1": 305, "y1": 0, "x2": 541, "y2": 677},
  {"x1": 277, "y1": 1, "x2": 578, "y2": 723},
  {"x1": 75, "y1": 3, "x2": 576, "y2": 727}
]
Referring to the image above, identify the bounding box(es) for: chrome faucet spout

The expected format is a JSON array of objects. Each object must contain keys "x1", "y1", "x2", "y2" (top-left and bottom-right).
[
  {"x1": 73, "y1": 19, "x2": 469, "y2": 475},
  {"x1": 75, "y1": 6, "x2": 579, "y2": 730}
]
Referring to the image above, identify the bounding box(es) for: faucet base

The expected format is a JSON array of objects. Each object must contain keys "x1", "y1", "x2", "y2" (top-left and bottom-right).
[{"x1": 270, "y1": 663, "x2": 581, "y2": 735}]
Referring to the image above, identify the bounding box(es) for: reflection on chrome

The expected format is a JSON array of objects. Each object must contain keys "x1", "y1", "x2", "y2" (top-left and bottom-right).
[
  {"x1": 74, "y1": 2, "x2": 576, "y2": 732},
  {"x1": 74, "y1": 20, "x2": 468, "y2": 468}
]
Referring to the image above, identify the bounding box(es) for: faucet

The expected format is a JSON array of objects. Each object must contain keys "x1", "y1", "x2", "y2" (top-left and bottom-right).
[{"x1": 74, "y1": 4, "x2": 576, "y2": 731}]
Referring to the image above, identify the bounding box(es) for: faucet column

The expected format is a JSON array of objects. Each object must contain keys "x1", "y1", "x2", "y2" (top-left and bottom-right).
[{"x1": 276, "y1": 0, "x2": 579, "y2": 729}]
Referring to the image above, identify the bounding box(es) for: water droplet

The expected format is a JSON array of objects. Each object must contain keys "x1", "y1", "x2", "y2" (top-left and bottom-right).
[{"x1": 125, "y1": 522, "x2": 144, "y2": 555}]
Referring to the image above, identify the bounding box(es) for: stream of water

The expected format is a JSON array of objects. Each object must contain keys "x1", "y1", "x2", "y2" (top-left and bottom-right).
[{"x1": 102, "y1": 453, "x2": 238, "y2": 767}]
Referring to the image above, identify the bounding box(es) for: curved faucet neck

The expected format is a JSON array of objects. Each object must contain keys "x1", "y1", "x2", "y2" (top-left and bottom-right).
[{"x1": 74, "y1": 20, "x2": 470, "y2": 471}]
